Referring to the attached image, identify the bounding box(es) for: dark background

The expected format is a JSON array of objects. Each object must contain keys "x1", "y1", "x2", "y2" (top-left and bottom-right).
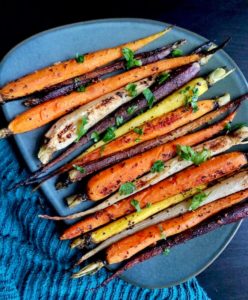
[{"x1": 1, "y1": 0, "x2": 248, "y2": 299}]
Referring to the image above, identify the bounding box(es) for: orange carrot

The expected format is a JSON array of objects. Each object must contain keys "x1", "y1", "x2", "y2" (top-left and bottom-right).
[
  {"x1": 60, "y1": 152, "x2": 247, "y2": 240},
  {"x1": 70, "y1": 100, "x2": 216, "y2": 187},
  {"x1": 3, "y1": 54, "x2": 201, "y2": 135},
  {"x1": 87, "y1": 113, "x2": 235, "y2": 199},
  {"x1": 106, "y1": 188, "x2": 248, "y2": 264},
  {"x1": 0, "y1": 28, "x2": 170, "y2": 101}
]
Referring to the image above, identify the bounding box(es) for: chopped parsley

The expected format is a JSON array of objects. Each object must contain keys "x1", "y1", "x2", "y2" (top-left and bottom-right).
[
  {"x1": 135, "y1": 138, "x2": 141, "y2": 143},
  {"x1": 130, "y1": 199, "x2": 141, "y2": 212},
  {"x1": 146, "y1": 202, "x2": 152, "y2": 208},
  {"x1": 73, "y1": 77, "x2": 81, "y2": 84},
  {"x1": 76, "y1": 85, "x2": 86, "y2": 92},
  {"x1": 127, "y1": 105, "x2": 138, "y2": 115},
  {"x1": 151, "y1": 160, "x2": 165, "y2": 173},
  {"x1": 75, "y1": 53, "x2": 85, "y2": 63},
  {"x1": 143, "y1": 88, "x2": 156, "y2": 109},
  {"x1": 103, "y1": 127, "x2": 116, "y2": 142},
  {"x1": 122, "y1": 48, "x2": 142, "y2": 70},
  {"x1": 157, "y1": 72, "x2": 170, "y2": 85},
  {"x1": 189, "y1": 189, "x2": 209, "y2": 211},
  {"x1": 163, "y1": 248, "x2": 170, "y2": 256},
  {"x1": 72, "y1": 164, "x2": 85, "y2": 173},
  {"x1": 185, "y1": 87, "x2": 199, "y2": 112},
  {"x1": 176, "y1": 145, "x2": 211, "y2": 165},
  {"x1": 133, "y1": 127, "x2": 143, "y2": 135},
  {"x1": 171, "y1": 49, "x2": 183, "y2": 57},
  {"x1": 91, "y1": 131, "x2": 100, "y2": 142},
  {"x1": 75, "y1": 116, "x2": 88, "y2": 142},
  {"x1": 158, "y1": 224, "x2": 166, "y2": 239},
  {"x1": 179, "y1": 86, "x2": 191, "y2": 94},
  {"x1": 224, "y1": 122, "x2": 247, "y2": 133},
  {"x1": 119, "y1": 182, "x2": 136, "y2": 196},
  {"x1": 125, "y1": 83, "x2": 138, "y2": 97},
  {"x1": 116, "y1": 116, "x2": 124, "y2": 127}
]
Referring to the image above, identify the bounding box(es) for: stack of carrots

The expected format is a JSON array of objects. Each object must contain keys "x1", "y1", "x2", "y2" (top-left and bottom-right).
[{"x1": 1, "y1": 26, "x2": 248, "y2": 284}]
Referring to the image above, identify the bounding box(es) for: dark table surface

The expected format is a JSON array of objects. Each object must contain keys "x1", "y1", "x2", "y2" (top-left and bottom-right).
[{"x1": 1, "y1": 0, "x2": 248, "y2": 299}]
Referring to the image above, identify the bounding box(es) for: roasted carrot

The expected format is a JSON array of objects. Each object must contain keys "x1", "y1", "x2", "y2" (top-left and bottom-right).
[
  {"x1": 75, "y1": 170, "x2": 248, "y2": 264},
  {"x1": 86, "y1": 110, "x2": 235, "y2": 199},
  {"x1": 69, "y1": 100, "x2": 217, "y2": 188},
  {"x1": 0, "y1": 28, "x2": 171, "y2": 101},
  {"x1": 60, "y1": 152, "x2": 247, "y2": 240},
  {"x1": 101, "y1": 199, "x2": 248, "y2": 285},
  {"x1": 15, "y1": 95, "x2": 239, "y2": 189},
  {"x1": 0, "y1": 54, "x2": 203, "y2": 136},
  {"x1": 23, "y1": 40, "x2": 186, "y2": 107},
  {"x1": 72, "y1": 194, "x2": 248, "y2": 279},
  {"x1": 106, "y1": 188, "x2": 248, "y2": 264}
]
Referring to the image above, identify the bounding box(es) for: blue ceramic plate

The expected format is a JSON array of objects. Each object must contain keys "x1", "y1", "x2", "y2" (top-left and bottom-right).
[{"x1": 0, "y1": 18, "x2": 247, "y2": 289}]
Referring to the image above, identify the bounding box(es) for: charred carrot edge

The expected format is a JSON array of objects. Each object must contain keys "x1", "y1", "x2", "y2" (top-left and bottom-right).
[
  {"x1": 100, "y1": 199, "x2": 248, "y2": 286},
  {"x1": 106, "y1": 188, "x2": 248, "y2": 264},
  {"x1": 0, "y1": 27, "x2": 171, "y2": 100},
  {"x1": 60, "y1": 152, "x2": 247, "y2": 240}
]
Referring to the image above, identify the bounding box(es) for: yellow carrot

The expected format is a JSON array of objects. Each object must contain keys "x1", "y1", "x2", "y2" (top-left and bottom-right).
[
  {"x1": 91, "y1": 186, "x2": 206, "y2": 243},
  {"x1": 106, "y1": 189, "x2": 248, "y2": 264}
]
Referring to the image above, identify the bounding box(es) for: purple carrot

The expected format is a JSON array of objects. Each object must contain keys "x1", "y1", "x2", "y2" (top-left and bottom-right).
[
  {"x1": 23, "y1": 40, "x2": 186, "y2": 107},
  {"x1": 100, "y1": 199, "x2": 248, "y2": 287}
]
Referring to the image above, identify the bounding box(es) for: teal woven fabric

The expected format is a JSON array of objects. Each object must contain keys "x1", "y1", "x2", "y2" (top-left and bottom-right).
[{"x1": 0, "y1": 139, "x2": 210, "y2": 300}]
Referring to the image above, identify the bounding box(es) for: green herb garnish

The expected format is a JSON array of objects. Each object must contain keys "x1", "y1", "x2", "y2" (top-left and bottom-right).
[
  {"x1": 130, "y1": 199, "x2": 141, "y2": 212},
  {"x1": 75, "y1": 53, "x2": 85, "y2": 63},
  {"x1": 133, "y1": 127, "x2": 143, "y2": 135},
  {"x1": 91, "y1": 131, "x2": 100, "y2": 142},
  {"x1": 122, "y1": 48, "x2": 142, "y2": 70},
  {"x1": 157, "y1": 72, "x2": 170, "y2": 85},
  {"x1": 185, "y1": 87, "x2": 199, "y2": 112},
  {"x1": 163, "y1": 248, "x2": 170, "y2": 256},
  {"x1": 135, "y1": 138, "x2": 141, "y2": 143},
  {"x1": 103, "y1": 127, "x2": 116, "y2": 142},
  {"x1": 75, "y1": 116, "x2": 88, "y2": 142},
  {"x1": 116, "y1": 116, "x2": 124, "y2": 127},
  {"x1": 176, "y1": 145, "x2": 211, "y2": 165},
  {"x1": 189, "y1": 189, "x2": 209, "y2": 211},
  {"x1": 171, "y1": 49, "x2": 183, "y2": 57},
  {"x1": 224, "y1": 122, "x2": 247, "y2": 133},
  {"x1": 127, "y1": 105, "x2": 138, "y2": 115},
  {"x1": 158, "y1": 224, "x2": 166, "y2": 239},
  {"x1": 125, "y1": 83, "x2": 138, "y2": 97},
  {"x1": 151, "y1": 160, "x2": 165, "y2": 173},
  {"x1": 146, "y1": 202, "x2": 152, "y2": 208},
  {"x1": 73, "y1": 77, "x2": 81, "y2": 84},
  {"x1": 77, "y1": 85, "x2": 86, "y2": 92},
  {"x1": 179, "y1": 86, "x2": 191, "y2": 94},
  {"x1": 143, "y1": 88, "x2": 156, "y2": 109},
  {"x1": 72, "y1": 164, "x2": 85, "y2": 173},
  {"x1": 119, "y1": 182, "x2": 136, "y2": 195}
]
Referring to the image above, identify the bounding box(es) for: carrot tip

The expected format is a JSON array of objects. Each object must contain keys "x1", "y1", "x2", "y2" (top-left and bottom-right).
[
  {"x1": 0, "y1": 128, "x2": 12, "y2": 139},
  {"x1": 71, "y1": 261, "x2": 105, "y2": 278}
]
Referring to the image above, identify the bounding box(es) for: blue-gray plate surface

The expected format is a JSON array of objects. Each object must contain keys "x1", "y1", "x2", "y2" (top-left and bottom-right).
[{"x1": 0, "y1": 18, "x2": 247, "y2": 288}]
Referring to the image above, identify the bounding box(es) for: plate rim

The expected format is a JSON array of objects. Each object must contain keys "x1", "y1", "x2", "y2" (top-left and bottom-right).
[{"x1": 0, "y1": 17, "x2": 246, "y2": 289}]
